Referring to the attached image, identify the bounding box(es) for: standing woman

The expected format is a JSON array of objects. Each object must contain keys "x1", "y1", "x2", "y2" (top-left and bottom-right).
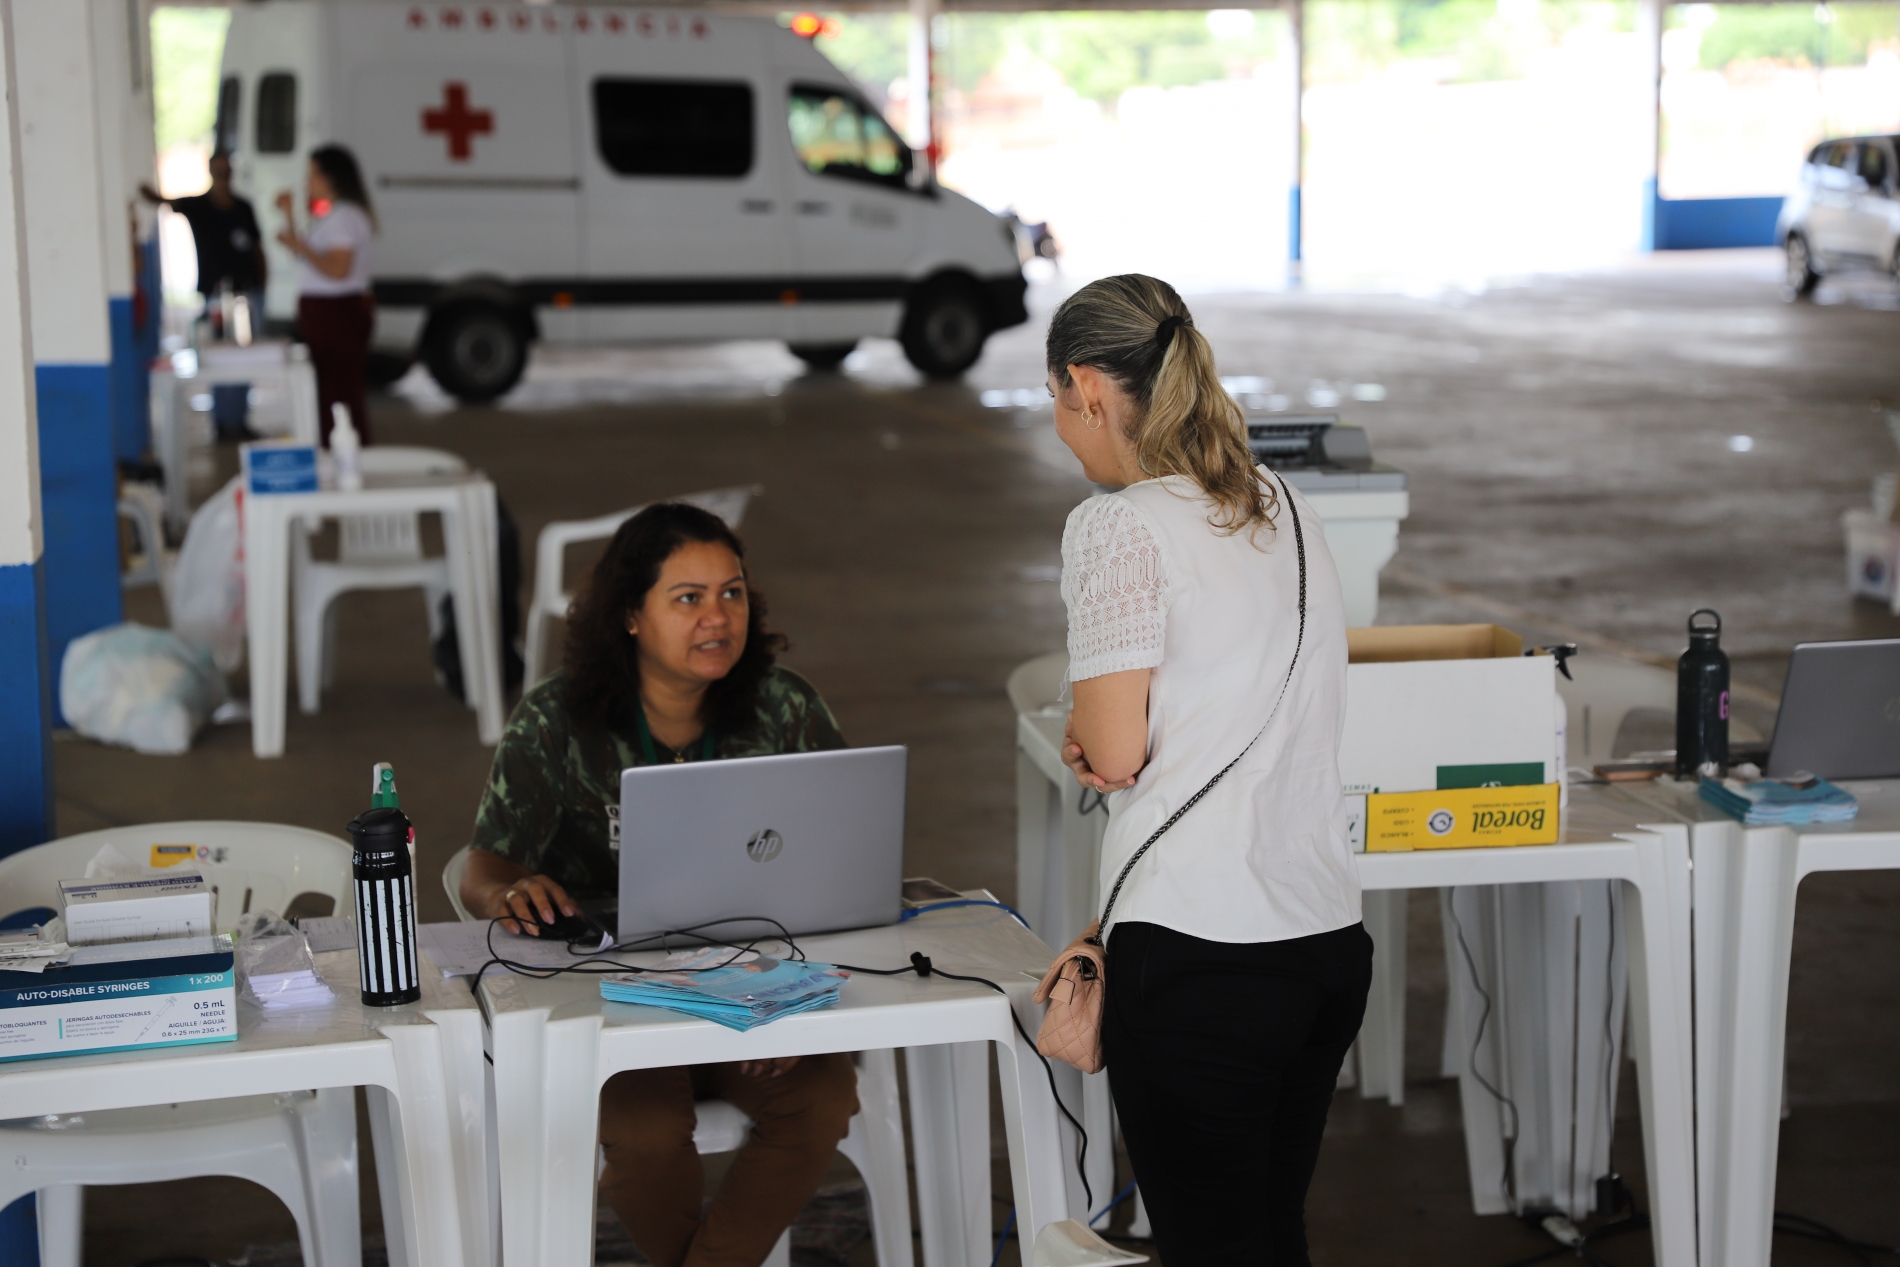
[
  {"x1": 276, "y1": 144, "x2": 375, "y2": 445},
  {"x1": 1048, "y1": 275, "x2": 1369, "y2": 1265}
]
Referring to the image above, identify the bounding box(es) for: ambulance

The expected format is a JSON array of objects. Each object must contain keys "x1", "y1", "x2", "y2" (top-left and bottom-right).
[{"x1": 218, "y1": 3, "x2": 1029, "y2": 401}]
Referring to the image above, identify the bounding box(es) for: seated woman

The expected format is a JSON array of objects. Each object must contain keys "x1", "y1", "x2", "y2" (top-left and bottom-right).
[{"x1": 462, "y1": 502, "x2": 856, "y2": 1267}]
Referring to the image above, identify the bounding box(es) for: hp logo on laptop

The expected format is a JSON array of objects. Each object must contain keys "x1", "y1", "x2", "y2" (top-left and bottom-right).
[{"x1": 746, "y1": 829, "x2": 783, "y2": 864}]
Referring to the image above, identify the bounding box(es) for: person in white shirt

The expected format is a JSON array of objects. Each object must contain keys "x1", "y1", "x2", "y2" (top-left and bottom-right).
[
  {"x1": 275, "y1": 144, "x2": 376, "y2": 445},
  {"x1": 1049, "y1": 274, "x2": 1369, "y2": 1265}
]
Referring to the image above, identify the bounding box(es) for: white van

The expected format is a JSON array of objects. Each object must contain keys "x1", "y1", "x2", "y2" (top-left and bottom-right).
[{"x1": 217, "y1": 3, "x2": 1028, "y2": 400}]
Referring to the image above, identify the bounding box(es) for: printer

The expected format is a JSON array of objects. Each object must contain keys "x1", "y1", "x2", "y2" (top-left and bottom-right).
[{"x1": 1244, "y1": 413, "x2": 1408, "y2": 494}]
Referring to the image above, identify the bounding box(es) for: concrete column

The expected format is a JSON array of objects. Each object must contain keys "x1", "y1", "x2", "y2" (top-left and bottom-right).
[
  {"x1": 14, "y1": 0, "x2": 124, "y2": 701},
  {"x1": 93, "y1": 0, "x2": 159, "y2": 463},
  {"x1": 907, "y1": 0, "x2": 939, "y2": 172},
  {"x1": 1637, "y1": 0, "x2": 1664, "y2": 249},
  {"x1": 1288, "y1": 0, "x2": 1305, "y2": 275}
]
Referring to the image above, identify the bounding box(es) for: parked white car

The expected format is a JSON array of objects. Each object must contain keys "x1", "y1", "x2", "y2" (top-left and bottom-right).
[
  {"x1": 1778, "y1": 134, "x2": 1900, "y2": 296},
  {"x1": 219, "y1": 3, "x2": 1028, "y2": 400}
]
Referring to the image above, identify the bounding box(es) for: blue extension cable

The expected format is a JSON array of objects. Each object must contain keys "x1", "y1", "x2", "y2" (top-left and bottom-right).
[{"x1": 899, "y1": 899, "x2": 1032, "y2": 931}]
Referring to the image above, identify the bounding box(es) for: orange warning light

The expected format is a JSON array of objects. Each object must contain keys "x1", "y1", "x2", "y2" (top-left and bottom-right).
[{"x1": 789, "y1": 12, "x2": 823, "y2": 37}]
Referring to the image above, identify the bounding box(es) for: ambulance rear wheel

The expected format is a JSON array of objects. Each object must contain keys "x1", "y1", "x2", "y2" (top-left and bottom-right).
[
  {"x1": 900, "y1": 280, "x2": 988, "y2": 379},
  {"x1": 787, "y1": 341, "x2": 856, "y2": 372},
  {"x1": 424, "y1": 304, "x2": 529, "y2": 403}
]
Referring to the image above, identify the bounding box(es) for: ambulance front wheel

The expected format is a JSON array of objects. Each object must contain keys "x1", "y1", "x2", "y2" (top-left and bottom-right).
[
  {"x1": 900, "y1": 279, "x2": 988, "y2": 379},
  {"x1": 423, "y1": 304, "x2": 530, "y2": 404}
]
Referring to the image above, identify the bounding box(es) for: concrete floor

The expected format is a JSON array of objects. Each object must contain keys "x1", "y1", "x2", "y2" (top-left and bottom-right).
[{"x1": 61, "y1": 249, "x2": 1900, "y2": 1265}]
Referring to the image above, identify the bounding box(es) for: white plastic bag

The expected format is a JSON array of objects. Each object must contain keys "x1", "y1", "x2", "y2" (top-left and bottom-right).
[
  {"x1": 169, "y1": 475, "x2": 246, "y2": 672},
  {"x1": 235, "y1": 911, "x2": 335, "y2": 1011},
  {"x1": 59, "y1": 623, "x2": 228, "y2": 755}
]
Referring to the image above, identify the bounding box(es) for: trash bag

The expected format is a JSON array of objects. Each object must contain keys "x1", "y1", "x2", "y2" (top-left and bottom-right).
[
  {"x1": 60, "y1": 622, "x2": 228, "y2": 755},
  {"x1": 169, "y1": 476, "x2": 247, "y2": 673},
  {"x1": 433, "y1": 496, "x2": 525, "y2": 702}
]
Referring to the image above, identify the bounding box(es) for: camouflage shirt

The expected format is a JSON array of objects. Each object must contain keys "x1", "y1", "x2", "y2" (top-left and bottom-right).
[{"x1": 470, "y1": 667, "x2": 846, "y2": 898}]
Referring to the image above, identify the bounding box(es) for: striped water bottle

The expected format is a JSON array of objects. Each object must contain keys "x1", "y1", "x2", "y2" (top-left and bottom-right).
[{"x1": 347, "y1": 805, "x2": 420, "y2": 1006}]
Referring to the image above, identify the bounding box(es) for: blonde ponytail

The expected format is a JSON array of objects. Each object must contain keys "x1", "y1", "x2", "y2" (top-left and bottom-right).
[{"x1": 1046, "y1": 274, "x2": 1276, "y2": 536}]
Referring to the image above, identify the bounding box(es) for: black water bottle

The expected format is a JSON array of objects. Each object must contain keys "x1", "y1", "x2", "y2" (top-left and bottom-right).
[
  {"x1": 347, "y1": 805, "x2": 421, "y2": 1006},
  {"x1": 1675, "y1": 609, "x2": 1730, "y2": 778}
]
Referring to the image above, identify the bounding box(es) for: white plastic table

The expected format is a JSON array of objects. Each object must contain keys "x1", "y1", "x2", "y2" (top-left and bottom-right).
[
  {"x1": 151, "y1": 342, "x2": 319, "y2": 535},
  {"x1": 478, "y1": 905, "x2": 1069, "y2": 1267},
  {"x1": 1618, "y1": 777, "x2": 1900, "y2": 1267},
  {"x1": 242, "y1": 470, "x2": 504, "y2": 757},
  {"x1": 1014, "y1": 676, "x2": 1696, "y2": 1265},
  {"x1": 0, "y1": 948, "x2": 491, "y2": 1267}
]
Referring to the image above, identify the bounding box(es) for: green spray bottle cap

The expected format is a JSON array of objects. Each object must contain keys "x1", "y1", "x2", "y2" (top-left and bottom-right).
[{"x1": 371, "y1": 762, "x2": 400, "y2": 809}]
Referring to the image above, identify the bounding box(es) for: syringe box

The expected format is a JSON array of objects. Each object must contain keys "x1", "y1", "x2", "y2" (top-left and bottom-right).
[{"x1": 58, "y1": 872, "x2": 215, "y2": 945}]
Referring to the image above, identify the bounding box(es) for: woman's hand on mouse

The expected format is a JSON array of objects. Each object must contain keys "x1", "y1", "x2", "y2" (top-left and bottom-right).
[
  {"x1": 493, "y1": 874, "x2": 577, "y2": 936},
  {"x1": 1062, "y1": 717, "x2": 1137, "y2": 793},
  {"x1": 737, "y1": 1056, "x2": 801, "y2": 1078}
]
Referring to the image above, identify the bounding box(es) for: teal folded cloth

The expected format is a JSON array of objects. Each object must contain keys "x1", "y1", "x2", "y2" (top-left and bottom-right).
[
  {"x1": 600, "y1": 948, "x2": 847, "y2": 1031},
  {"x1": 1698, "y1": 775, "x2": 1859, "y2": 825}
]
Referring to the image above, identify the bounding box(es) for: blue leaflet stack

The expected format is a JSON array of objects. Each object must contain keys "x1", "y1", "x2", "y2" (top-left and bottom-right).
[
  {"x1": 1698, "y1": 775, "x2": 1860, "y2": 825},
  {"x1": 599, "y1": 948, "x2": 848, "y2": 1031}
]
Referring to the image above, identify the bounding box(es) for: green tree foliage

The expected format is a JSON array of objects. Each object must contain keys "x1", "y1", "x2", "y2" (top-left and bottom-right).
[
  {"x1": 151, "y1": 7, "x2": 229, "y2": 151},
  {"x1": 1690, "y1": 2, "x2": 1899, "y2": 69},
  {"x1": 815, "y1": 10, "x2": 1284, "y2": 109},
  {"x1": 1308, "y1": 0, "x2": 1633, "y2": 84}
]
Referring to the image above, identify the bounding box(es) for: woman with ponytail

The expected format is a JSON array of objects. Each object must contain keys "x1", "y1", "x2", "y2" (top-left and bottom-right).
[{"x1": 1047, "y1": 275, "x2": 1368, "y2": 1264}]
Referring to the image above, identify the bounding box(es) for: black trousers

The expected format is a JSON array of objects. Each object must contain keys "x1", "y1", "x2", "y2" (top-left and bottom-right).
[{"x1": 1103, "y1": 919, "x2": 1373, "y2": 1267}]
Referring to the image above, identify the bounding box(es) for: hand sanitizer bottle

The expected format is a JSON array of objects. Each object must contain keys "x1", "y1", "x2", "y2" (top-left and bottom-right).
[{"x1": 330, "y1": 403, "x2": 363, "y2": 491}]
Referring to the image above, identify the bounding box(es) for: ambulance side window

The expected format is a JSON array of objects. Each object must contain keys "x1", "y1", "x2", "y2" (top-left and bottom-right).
[
  {"x1": 788, "y1": 86, "x2": 912, "y2": 191},
  {"x1": 256, "y1": 72, "x2": 297, "y2": 155},
  {"x1": 593, "y1": 79, "x2": 754, "y2": 178},
  {"x1": 215, "y1": 76, "x2": 241, "y2": 155}
]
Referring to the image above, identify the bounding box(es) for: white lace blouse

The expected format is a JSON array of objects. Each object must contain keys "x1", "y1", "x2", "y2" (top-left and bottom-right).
[{"x1": 1059, "y1": 473, "x2": 1361, "y2": 945}]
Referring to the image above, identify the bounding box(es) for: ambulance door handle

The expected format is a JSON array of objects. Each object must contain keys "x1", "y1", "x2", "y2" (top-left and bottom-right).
[
  {"x1": 741, "y1": 199, "x2": 775, "y2": 214},
  {"x1": 797, "y1": 201, "x2": 829, "y2": 216}
]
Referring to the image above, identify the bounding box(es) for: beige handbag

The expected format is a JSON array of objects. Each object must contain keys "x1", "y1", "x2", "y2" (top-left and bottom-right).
[{"x1": 1032, "y1": 475, "x2": 1307, "y2": 1074}]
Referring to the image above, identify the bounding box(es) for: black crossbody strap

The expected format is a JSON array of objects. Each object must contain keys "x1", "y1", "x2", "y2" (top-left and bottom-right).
[{"x1": 1090, "y1": 475, "x2": 1308, "y2": 941}]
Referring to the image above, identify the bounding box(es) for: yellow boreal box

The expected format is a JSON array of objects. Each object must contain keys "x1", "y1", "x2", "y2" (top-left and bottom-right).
[{"x1": 1365, "y1": 783, "x2": 1561, "y2": 852}]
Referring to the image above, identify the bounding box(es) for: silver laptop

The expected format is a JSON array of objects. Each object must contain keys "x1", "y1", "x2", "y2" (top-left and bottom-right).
[
  {"x1": 617, "y1": 746, "x2": 907, "y2": 945},
  {"x1": 1767, "y1": 638, "x2": 1900, "y2": 779}
]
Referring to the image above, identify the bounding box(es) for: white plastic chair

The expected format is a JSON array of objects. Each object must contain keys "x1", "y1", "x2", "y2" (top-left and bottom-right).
[
  {"x1": 293, "y1": 446, "x2": 467, "y2": 715},
  {"x1": 522, "y1": 485, "x2": 761, "y2": 685},
  {"x1": 117, "y1": 485, "x2": 173, "y2": 603},
  {"x1": 0, "y1": 822, "x2": 360, "y2": 1267},
  {"x1": 442, "y1": 844, "x2": 912, "y2": 1267}
]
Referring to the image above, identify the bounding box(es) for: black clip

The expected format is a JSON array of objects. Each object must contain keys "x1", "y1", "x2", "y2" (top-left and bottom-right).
[{"x1": 1528, "y1": 643, "x2": 1579, "y2": 681}]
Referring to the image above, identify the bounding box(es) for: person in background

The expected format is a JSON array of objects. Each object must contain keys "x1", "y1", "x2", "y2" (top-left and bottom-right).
[
  {"x1": 460, "y1": 502, "x2": 855, "y2": 1267},
  {"x1": 275, "y1": 144, "x2": 375, "y2": 446},
  {"x1": 1049, "y1": 274, "x2": 1369, "y2": 1266},
  {"x1": 141, "y1": 150, "x2": 267, "y2": 323}
]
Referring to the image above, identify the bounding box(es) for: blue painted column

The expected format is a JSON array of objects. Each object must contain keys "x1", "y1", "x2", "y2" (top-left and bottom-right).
[
  {"x1": 1638, "y1": 0, "x2": 1663, "y2": 251},
  {"x1": 0, "y1": 0, "x2": 58, "y2": 1258},
  {"x1": 93, "y1": 0, "x2": 158, "y2": 464},
  {"x1": 15, "y1": 0, "x2": 124, "y2": 713},
  {"x1": 1287, "y1": 0, "x2": 1304, "y2": 278}
]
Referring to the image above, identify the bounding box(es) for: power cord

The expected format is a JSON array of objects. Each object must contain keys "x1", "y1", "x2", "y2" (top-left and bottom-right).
[
  {"x1": 831, "y1": 949, "x2": 1094, "y2": 1212},
  {"x1": 472, "y1": 916, "x2": 1096, "y2": 1214},
  {"x1": 1446, "y1": 889, "x2": 1521, "y2": 1210}
]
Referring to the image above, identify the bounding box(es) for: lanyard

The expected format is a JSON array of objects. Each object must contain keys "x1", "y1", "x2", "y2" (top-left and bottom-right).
[{"x1": 635, "y1": 701, "x2": 716, "y2": 766}]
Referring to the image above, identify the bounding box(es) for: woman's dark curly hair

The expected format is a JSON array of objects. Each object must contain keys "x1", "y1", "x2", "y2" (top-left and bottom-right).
[{"x1": 563, "y1": 503, "x2": 785, "y2": 742}]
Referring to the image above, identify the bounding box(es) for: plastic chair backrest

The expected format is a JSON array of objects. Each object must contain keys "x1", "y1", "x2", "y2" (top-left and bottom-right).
[
  {"x1": 1007, "y1": 651, "x2": 1068, "y2": 717},
  {"x1": 442, "y1": 844, "x2": 474, "y2": 922},
  {"x1": 533, "y1": 485, "x2": 759, "y2": 615},
  {"x1": 0, "y1": 822, "x2": 355, "y2": 929},
  {"x1": 338, "y1": 447, "x2": 468, "y2": 565}
]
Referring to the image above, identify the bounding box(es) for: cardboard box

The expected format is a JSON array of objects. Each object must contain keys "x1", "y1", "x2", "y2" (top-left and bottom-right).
[
  {"x1": 1365, "y1": 784, "x2": 1561, "y2": 852},
  {"x1": 0, "y1": 936, "x2": 236, "y2": 1062},
  {"x1": 1340, "y1": 625, "x2": 1559, "y2": 796},
  {"x1": 58, "y1": 872, "x2": 214, "y2": 945}
]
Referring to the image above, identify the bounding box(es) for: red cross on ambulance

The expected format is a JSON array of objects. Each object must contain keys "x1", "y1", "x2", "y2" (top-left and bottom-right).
[{"x1": 422, "y1": 82, "x2": 493, "y2": 161}]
